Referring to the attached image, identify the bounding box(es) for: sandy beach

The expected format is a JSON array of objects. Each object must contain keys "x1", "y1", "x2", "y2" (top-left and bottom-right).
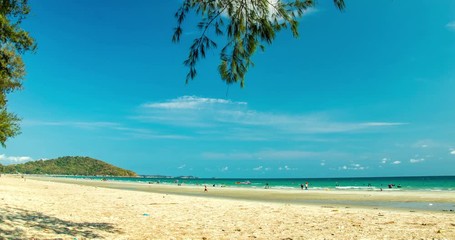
[{"x1": 1, "y1": 175, "x2": 454, "y2": 239}]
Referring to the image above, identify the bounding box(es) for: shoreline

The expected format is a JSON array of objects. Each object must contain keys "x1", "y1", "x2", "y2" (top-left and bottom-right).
[{"x1": 29, "y1": 175, "x2": 455, "y2": 212}]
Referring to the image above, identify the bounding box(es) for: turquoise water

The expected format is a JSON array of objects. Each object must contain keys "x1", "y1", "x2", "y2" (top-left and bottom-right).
[{"x1": 63, "y1": 175, "x2": 455, "y2": 192}]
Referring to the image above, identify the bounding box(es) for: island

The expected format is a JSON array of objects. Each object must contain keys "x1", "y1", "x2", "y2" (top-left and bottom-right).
[{"x1": 0, "y1": 156, "x2": 137, "y2": 176}]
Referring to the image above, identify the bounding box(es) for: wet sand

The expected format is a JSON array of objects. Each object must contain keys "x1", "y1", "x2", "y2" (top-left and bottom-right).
[{"x1": 1, "y1": 175, "x2": 454, "y2": 239}]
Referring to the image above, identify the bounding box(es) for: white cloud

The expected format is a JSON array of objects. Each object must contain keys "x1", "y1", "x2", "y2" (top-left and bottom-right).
[
  {"x1": 178, "y1": 164, "x2": 186, "y2": 169},
  {"x1": 391, "y1": 161, "x2": 401, "y2": 165},
  {"x1": 221, "y1": 166, "x2": 229, "y2": 172},
  {"x1": 381, "y1": 158, "x2": 388, "y2": 164},
  {"x1": 450, "y1": 150, "x2": 455, "y2": 155},
  {"x1": 339, "y1": 163, "x2": 367, "y2": 171},
  {"x1": 253, "y1": 166, "x2": 263, "y2": 171},
  {"x1": 446, "y1": 21, "x2": 455, "y2": 30},
  {"x1": 137, "y1": 96, "x2": 405, "y2": 141},
  {"x1": 278, "y1": 165, "x2": 297, "y2": 171},
  {"x1": 409, "y1": 158, "x2": 424, "y2": 164},
  {"x1": 113, "y1": 127, "x2": 191, "y2": 140},
  {"x1": 143, "y1": 96, "x2": 245, "y2": 110},
  {"x1": 0, "y1": 154, "x2": 34, "y2": 165}
]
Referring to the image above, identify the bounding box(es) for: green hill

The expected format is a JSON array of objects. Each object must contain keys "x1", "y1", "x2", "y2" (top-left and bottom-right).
[{"x1": 0, "y1": 156, "x2": 137, "y2": 176}]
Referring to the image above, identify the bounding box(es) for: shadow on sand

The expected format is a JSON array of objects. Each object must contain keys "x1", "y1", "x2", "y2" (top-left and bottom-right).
[{"x1": 0, "y1": 206, "x2": 121, "y2": 239}]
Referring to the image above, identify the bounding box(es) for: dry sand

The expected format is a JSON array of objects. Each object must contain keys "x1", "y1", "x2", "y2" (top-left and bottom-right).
[{"x1": 1, "y1": 175, "x2": 454, "y2": 239}]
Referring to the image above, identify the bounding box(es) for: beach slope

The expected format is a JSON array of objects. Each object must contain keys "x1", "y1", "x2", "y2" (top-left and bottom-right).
[{"x1": 1, "y1": 175, "x2": 454, "y2": 239}]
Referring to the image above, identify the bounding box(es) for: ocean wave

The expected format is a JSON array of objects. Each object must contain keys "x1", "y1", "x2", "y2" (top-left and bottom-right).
[
  {"x1": 335, "y1": 186, "x2": 380, "y2": 191},
  {"x1": 268, "y1": 186, "x2": 297, "y2": 189},
  {"x1": 310, "y1": 187, "x2": 331, "y2": 190}
]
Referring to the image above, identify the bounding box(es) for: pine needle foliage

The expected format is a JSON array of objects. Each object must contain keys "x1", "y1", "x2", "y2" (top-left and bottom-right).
[
  {"x1": 0, "y1": 0, "x2": 36, "y2": 147},
  {"x1": 173, "y1": 0, "x2": 345, "y2": 87}
]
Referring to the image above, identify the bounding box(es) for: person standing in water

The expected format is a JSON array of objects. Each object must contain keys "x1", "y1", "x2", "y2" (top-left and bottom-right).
[{"x1": 305, "y1": 182, "x2": 309, "y2": 190}]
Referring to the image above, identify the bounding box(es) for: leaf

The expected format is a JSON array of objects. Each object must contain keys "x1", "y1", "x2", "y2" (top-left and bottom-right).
[{"x1": 173, "y1": 0, "x2": 345, "y2": 87}]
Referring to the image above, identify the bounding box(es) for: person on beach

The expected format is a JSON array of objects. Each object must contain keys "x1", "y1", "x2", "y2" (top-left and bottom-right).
[
  {"x1": 204, "y1": 185, "x2": 208, "y2": 192},
  {"x1": 305, "y1": 182, "x2": 308, "y2": 190},
  {"x1": 300, "y1": 183, "x2": 304, "y2": 190},
  {"x1": 265, "y1": 183, "x2": 269, "y2": 189}
]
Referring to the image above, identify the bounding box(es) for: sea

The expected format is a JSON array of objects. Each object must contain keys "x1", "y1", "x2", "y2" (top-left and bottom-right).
[{"x1": 63, "y1": 175, "x2": 455, "y2": 192}]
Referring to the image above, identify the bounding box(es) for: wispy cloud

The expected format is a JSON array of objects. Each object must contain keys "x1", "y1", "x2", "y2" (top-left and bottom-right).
[
  {"x1": 24, "y1": 120, "x2": 190, "y2": 140},
  {"x1": 253, "y1": 166, "x2": 263, "y2": 171},
  {"x1": 409, "y1": 158, "x2": 424, "y2": 164},
  {"x1": 411, "y1": 139, "x2": 443, "y2": 149},
  {"x1": 143, "y1": 96, "x2": 246, "y2": 110},
  {"x1": 446, "y1": 21, "x2": 455, "y2": 31},
  {"x1": 114, "y1": 127, "x2": 191, "y2": 140},
  {"x1": 0, "y1": 154, "x2": 34, "y2": 165},
  {"x1": 450, "y1": 149, "x2": 455, "y2": 155},
  {"x1": 339, "y1": 163, "x2": 367, "y2": 171},
  {"x1": 24, "y1": 96, "x2": 407, "y2": 144},
  {"x1": 278, "y1": 165, "x2": 297, "y2": 171},
  {"x1": 351, "y1": 163, "x2": 365, "y2": 170},
  {"x1": 361, "y1": 122, "x2": 406, "y2": 127},
  {"x1": 391, "y1": 161, "x2": 401, "y2": 165},
  {"x1": 137, "y1": 96, "x2": 406, "y2": 140}
]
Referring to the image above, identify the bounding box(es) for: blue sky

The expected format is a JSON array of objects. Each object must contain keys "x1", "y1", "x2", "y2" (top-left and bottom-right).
[{"x1": 1, "y1": 0, "x2": 455, "y2": 177}]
